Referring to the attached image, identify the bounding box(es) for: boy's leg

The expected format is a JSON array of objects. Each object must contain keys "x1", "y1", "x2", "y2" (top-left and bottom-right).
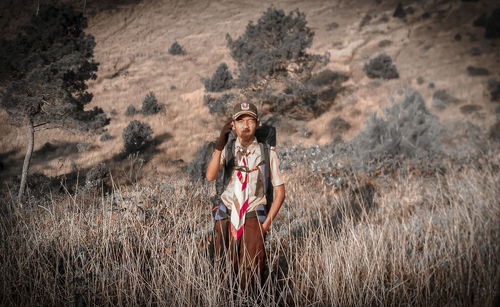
[
  {"x1": 239, "y1": 217, "x2": 266, "y2": 290},
  {"x1": 214, "y1": 219, "x2": 229, "y2": 260}
]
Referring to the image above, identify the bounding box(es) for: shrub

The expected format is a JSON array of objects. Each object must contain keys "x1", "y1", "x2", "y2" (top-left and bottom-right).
[
  {"x1": 85, "y1": 162, "x2": 109, "y2": 190},
  {"x1": 470, "y1": 47, "x2": 481, "y2": 56},
  {"x1": 2, "y1": 172, "x2": 61, "y2": 207},
  {"x1": 442, "y1": 121, "x2": 489, "y2": 163},
  {"x1": 141, "y1": 91, "x2": 160, "y2": 115},
  {"x1": 299, "y1": 125, "x2": 311, "y2": 138},
  {"x1": 329, "y1": 116, "x2": 351, "y2": 132},
  {"x1": 359, "y1": 14, "x2": 372, "y2": 29},
  {"x1": 488, "y1": 78, "x2": 500, "y2": 101},
  {"x1": 459, "y1": 104, "x2": 481, "y2": 115},
  {"x1": 489, "y1": 121, "x2": 500, "y2": 142},
  {"x1": 204, "y1": 93, "x2": 235, "y2": 115},
  {"x1": 393, "y1": 3, "x2": 406, "y2": 19},
  {"x1": 272, "y1": 81, "x2": 319, "y2": 119},
  {"x1": 351, "y1": 89, "x2": 443, "y2": 164},
  {"x1": 100, "y1": 131, "x2": 112, "y2": 141},
  {"x1": 110, "y1": 109, "x2": 117, "y2": 115},
  {"x1": 432, "y1": 89, "x2": 460, "y2": 110},
  {"x1": 125, "y1": 104, "x2": 136, "y2": 116},
  {"x1": 168, "y1": 41, "x2": 185, "y2": 55},
  {"x1": 378, "y1": 40, "x2": 392, "y2": 48},
  {"x1": 122, "y1": 120, "x2": 153, "y2": 154},
  {"x1": 76, "y1": 143, "x2": 92, "y2": 153},
  {"x1": 363, "y1": 54, "x2": 399, "y2": 79},
  {"x1": 309, "y1": 69, "x2": 348, "y2": 87},
  {"x1": 203, "y1": 63, "x2": 233, "y2": 92},
  {"x1": 226, "y1": 7, "x2": 324, "y2": 87},
  {"x1": 473, "y1": 8, "x2": 500, "y2": 39},
  {"x1": 466, "y1": 66, "x2": 489, "y2": 76},
  {"x1": 187, "y1": 141, "x2": 216, "y2": 182}
]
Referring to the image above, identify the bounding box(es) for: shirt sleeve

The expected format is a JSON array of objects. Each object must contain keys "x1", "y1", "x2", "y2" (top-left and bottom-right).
[
  {"x1": 219, "y1": 144, "x2": 226, "y2": 167},
  {"x1": 269, "y1": 147, "x2": 284, "y2": 187}
]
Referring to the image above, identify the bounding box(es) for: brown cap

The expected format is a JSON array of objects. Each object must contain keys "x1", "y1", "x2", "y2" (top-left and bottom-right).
[{"x1": 232, "y1": 102, "x2": 258, "y2": 120}]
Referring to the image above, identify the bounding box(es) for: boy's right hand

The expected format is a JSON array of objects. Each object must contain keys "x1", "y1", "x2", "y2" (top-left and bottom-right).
[{"x1": 215, "y1": 120, "x2": 232, "y2": 151}]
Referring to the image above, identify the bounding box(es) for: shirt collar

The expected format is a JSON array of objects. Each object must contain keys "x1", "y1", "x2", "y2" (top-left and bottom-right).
[{"x1": 235, "y1": 137, "x2": 257, "y2": 149}]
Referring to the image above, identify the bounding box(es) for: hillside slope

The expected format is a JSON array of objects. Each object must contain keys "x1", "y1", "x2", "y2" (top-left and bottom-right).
[{"x1": 0, "y1": 0, "x2": 499, "y2": 179}]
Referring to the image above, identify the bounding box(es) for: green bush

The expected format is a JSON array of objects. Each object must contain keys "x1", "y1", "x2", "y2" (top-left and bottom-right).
[{"x1": 122, "y1": 120, "x2": 153, "y2": 154}]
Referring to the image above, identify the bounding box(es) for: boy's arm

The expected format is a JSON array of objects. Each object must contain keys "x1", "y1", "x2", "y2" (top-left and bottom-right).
[
  {"x1": 262, "y1": 184, "x2": 285, "y2": 233},
  {"x1": 206, "y1": 120, "x2": 232, "y2": 182},
  {"x1": 262, "y1": 147, "x2": 286, "y2": 233},
  {"x1": 206, "y1": 150, "x2": 222, "y2": 181}
]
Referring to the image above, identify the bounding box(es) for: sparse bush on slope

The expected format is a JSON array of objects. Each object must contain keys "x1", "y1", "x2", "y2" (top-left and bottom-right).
[
  {"x1": 227, "y1": 7, "x2": 327, "y2": 87},
  {"x1": 203, "y1": 93, "x2": 235, "y2": 115},
  {"x1": 125, "y1": 104, "x2": 136, "y2": 116},
  {"x1": 277, "y1": 89, "x2": 447, "y2": 184},
  {"x1": 141, "y1": 91, "x2": 160, "y2": 115},
  {"x1": 473, "y1": 8, "x2": 500, "y2": 39},
  {"x1": 168, "y1": 41, "x2": 185, "y2": 55},
  {"x1": 85, "y1": 162, "x2": 109, "y2": 190},
  {"x1": 100, "y1": 131, "x2": 112, "y2": 141},
  {"x1": 122, "y1": 120, "x2": 153, "y2": 154},
  {"x1": 270, "y1": 80, "x2": 319, "y2": 118},
  {"x1": 490, "y1": 121, "x2": 500, "y2": 141},
  {"x1": 351, "y1": 90, "x2": 443, "y2": 164},
  {"x1": 363, "y1": 53, "x2": 399, "y2": 79},
  {"x1": 432, "y1": 89, "x2": 461, "y2": 110},
  {"x1": 309, "y1": 69, "x2": 348, "y2": 87},
  {"x1": 393, "y1": 2, "x2": 406, "y2": 19},
  {"x1": 186, "y1": 141, "x2": 217, "y2": 182},
  {"x1": 329, "y1": 116, "x2": 351, "y2": 133},
  {"x1": 203, "y1": 63, "x2": 233, "y2": 92},
  {"x1": 488, "y1": 78, "x2": 500, "y2": 101},
  {"x1": 467, "y1": 66, "x2": 489, "y2": 76}
]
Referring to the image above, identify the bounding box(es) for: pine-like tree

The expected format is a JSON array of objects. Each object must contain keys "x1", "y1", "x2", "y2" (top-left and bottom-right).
[{"x1": 0, "y1": 4, "x2": 109, "y2": 205}]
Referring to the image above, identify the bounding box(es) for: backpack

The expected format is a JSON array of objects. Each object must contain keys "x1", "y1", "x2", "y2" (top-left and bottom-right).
[{"x1": 211, "y1": 124, "x2": 276, "y2": 223}]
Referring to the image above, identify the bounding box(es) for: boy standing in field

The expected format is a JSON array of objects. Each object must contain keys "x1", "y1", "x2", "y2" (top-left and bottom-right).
[{"x1": 206, "y1": 102, "x2": 285, "y2": 288}]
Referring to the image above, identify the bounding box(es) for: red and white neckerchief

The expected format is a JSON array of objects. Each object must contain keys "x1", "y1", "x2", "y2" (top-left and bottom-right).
[{"x1": 230, "y1": 146, "x2": 252, "y2": 240}]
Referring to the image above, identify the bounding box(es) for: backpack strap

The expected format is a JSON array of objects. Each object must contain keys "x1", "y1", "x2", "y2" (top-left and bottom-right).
[
  {"x1": 212, "y1": 131, "x2": 236, "y2": 220},
  {"x1": 259, "y1": 142, "x2": 273, "y2": 214}
]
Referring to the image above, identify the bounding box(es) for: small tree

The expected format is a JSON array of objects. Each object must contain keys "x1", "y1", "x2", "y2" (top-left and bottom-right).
[
  {"x1": 0, "y1": 5, "x2": 109, "y2": 205},
  {"x1": 226, "y1": 8, "x2": 324, "y2": 86},
  {"x1": 141, "y1": 91, "x2": 160, "y2": 115},
  {"x1": 168, "y1": 41, "x2": 185, "y2": 55},
  {"x1": 125, "y1": 104, "x2": 136, "y2": 116},
  {"x1": 203, "y1": 63, "x2": 233, "y2": 92},
  {"x1": 122, "y1": 120, "x2": 153, "y2": 154}
]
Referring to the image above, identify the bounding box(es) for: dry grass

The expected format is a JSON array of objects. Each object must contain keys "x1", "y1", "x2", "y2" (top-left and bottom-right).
[{"x1": 1, "y1": 156, "x2": 498, "y2": 306}]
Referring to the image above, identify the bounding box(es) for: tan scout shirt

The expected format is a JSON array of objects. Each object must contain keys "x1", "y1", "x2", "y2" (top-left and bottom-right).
[{"x1": 220, "y1": 137, "x2": 284, "y2": 213}]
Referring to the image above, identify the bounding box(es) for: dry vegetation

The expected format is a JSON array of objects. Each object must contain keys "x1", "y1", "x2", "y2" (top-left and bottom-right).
[
  {"x1": 1, "y1": 0, "x2": 500, "y2": 305},
  {"x1": 1, "y1": 155, "x2": 498, "y2": 305}
]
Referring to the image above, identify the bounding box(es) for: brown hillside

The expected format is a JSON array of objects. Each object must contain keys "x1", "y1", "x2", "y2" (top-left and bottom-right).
[{"x1": 1, "y1": 0, "x2": 499, "y2": 178}]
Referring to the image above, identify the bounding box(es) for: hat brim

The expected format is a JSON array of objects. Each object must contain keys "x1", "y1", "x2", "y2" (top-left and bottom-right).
[{"x1": 233, "y1": 111, "x2": 258, "y2": 120}]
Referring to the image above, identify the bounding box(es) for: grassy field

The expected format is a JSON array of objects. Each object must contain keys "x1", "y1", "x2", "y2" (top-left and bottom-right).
[
  {"x1": 1, "y1": 0, "x2": 499, "y2": 305},
  {"x1": 1, "y1": 154, "x2": 498, "y2": 305}
]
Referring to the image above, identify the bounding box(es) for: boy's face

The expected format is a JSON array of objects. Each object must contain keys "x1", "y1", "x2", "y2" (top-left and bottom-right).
[{"x1": 232, "y1": 114, "x2": 258, "y2": 141}]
